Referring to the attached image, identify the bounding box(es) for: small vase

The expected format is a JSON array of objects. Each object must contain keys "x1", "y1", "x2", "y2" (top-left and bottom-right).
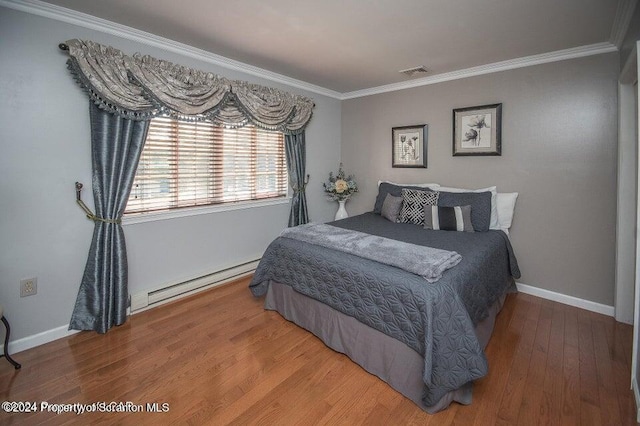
[{"x1": 335, "y1": 200, "x2": 348, "y2": 220}]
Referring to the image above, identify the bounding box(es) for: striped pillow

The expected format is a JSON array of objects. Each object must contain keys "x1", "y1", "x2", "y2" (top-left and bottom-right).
[{"x1": 424, "y1": 205, "x2": 474, "y2": 232}]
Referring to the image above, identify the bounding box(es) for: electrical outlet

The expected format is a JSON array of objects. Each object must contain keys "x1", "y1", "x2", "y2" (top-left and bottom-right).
[{"x1": 20, "y1": 277, "x2": 37, "y2": 297}]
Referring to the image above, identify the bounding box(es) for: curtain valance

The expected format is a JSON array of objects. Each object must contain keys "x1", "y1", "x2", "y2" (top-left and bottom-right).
[{"x1": 62, "y1": 39, "x2": 314, "y2": 133}]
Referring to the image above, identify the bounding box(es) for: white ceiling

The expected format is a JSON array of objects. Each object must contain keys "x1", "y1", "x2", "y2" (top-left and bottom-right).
[{"x1": 38, "y1": 0, "x2": 629, "y2": 93}]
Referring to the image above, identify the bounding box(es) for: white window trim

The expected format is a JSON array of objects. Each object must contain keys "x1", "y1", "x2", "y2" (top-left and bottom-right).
[{"x1": 122, "y1": 194, "x2": 292, "y2": 226}]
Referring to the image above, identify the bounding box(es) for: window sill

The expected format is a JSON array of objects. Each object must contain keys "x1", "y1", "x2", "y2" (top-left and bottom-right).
[{"x1": 122, "y1": 197, "x2": 291, "y2": 226}]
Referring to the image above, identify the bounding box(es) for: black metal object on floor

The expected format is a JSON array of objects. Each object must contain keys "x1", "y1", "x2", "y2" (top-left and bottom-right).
[{"x1": 1, "y1": 316, "x2": 21, "y2": 369}]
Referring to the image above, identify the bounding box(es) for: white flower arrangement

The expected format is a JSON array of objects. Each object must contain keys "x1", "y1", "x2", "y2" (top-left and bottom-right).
[{"x1": 323, "y1": 163, "x2": 358, "y2": 201}]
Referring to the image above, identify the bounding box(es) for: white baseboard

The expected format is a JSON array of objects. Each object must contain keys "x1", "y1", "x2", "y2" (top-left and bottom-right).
[
  {"x1": 516, "y1": 282, "x2": 615, "y2": 317},
  {"x1": 632, "y1": 376, "x2": 640, "y2": 423},
  {"x1": 8, "y1": 324, "x2": 80, "y2": 355}
]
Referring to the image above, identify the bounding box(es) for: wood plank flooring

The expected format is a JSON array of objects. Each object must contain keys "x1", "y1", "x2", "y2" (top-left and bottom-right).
[{"x1": 0, "y1": 277, "x2": 636, "y2": 425}]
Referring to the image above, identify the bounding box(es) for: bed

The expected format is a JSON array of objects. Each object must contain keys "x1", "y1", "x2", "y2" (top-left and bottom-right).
[{"x1": 249, "y1": 184, "x2": 520, "y2": 413}]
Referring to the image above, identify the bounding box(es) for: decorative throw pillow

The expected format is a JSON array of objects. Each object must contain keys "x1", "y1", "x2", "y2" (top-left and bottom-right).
[
  {"x1": 439, "y1": 185, "x2": 499, "y2": 230},
  {"x1": 380, "y1": 194, "x2": 403, "y2": 222},
  {"x1": 437, "y1": 191, "x2": 492, "y2": 232},
  {"x1": 398, "y1": 189, "x2": 439, "y2": 225},
  {"x1": 374, "y1": 182, "x2": 439, "y2": 214},
  {"x1": 424, "y1": 205, "x2": 474, "y2": 232}
]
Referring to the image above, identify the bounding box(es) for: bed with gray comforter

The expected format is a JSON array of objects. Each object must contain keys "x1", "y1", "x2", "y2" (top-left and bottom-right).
[{"x1": 250, "y1": 212, "x2": 520, "y2": 411}]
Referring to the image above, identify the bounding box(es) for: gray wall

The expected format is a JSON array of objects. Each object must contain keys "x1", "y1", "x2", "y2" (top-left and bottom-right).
[
  {"x1": 342, "y1": 53, "x2": 619, "y2": 306},
  {"x1": 0, "y1": 7, "x2": 341, "y2": 342},
  {"x1": 620, "y1": 4, "x2": 640, "y2": 69}
]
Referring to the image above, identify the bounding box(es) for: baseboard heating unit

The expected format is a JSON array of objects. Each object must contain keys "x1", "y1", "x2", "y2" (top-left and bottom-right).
[{"x1": 130, "y1": 259, "x2": 260, "y2": 313}]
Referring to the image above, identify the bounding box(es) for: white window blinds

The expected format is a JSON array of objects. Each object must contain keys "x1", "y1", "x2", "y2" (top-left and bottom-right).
[{"x1": 126, "y1": 117, "x2": 287, "y2": 214}]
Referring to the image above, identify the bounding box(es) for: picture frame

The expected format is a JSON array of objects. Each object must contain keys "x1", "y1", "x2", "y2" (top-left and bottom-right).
[
  {"x1": 453, "y1": 103, "x2": 502, "y2": 156},
  {"x1": 392, "y1": 124, "x2": 428, "y2": 168}
]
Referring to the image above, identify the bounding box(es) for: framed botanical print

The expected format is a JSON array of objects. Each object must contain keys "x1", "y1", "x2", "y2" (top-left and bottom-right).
[
  {"x1": 392, "y1": 124, "x2": 428, "y2": 168},
  {"x1": 453, "y1": 103, "x2": 502, "y2": 156}
]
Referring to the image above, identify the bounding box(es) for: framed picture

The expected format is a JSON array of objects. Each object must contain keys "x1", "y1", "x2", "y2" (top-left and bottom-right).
[
  {"x1": 392, "y1": 124, "x2": 428, "y2": 168},
  {"x1": 453, "y1": 103, "x2": 502, "y2": 156}
]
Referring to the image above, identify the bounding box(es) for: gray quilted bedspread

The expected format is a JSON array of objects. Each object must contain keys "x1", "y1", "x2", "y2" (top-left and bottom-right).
[{"x1": 249, "y1": 212, "x2": 520, "y2": 406}]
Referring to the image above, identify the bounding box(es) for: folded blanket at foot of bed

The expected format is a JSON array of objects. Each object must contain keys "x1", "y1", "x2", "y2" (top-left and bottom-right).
[{"x1": 280, "y1": 223, "x2": 462, "y2": 283}]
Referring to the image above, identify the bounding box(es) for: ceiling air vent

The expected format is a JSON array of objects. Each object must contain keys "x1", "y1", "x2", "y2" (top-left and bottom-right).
[{"x1": 399, "y1": 66, "x2": 429, "y2": 77}]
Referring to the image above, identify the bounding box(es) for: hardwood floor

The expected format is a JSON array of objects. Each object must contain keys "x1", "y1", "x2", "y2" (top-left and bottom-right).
[{"x1": 0, "y1": 277, "x2": 637, "y2": 425}]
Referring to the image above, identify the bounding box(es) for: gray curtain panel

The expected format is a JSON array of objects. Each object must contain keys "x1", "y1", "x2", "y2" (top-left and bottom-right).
[
  {"x1": 69, "y1": 102, "x2": 149, "y2": 334},
  {"x1": 285, "y1": 132, "x2": 309, "y2": 227}
]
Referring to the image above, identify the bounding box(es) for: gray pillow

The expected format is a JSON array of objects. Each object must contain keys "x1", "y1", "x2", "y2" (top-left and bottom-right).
[
  {"x1": 437, "y1": 191, "x2": 491, "y2": 231},
  {"x1": 374, "y1": 182, "x2": 436, "y2": 214},
  {"x1": 424, "y1": 205, "x2": 474, "y2": 232},
  {"x1": 380, "y1": 194, "x2": 403, "y2": 222},
  {"x1": 398, "y1": 188, "x2": 439, "y2": 225}
]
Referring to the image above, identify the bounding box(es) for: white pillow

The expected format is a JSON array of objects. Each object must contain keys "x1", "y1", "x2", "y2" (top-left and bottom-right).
[
  {"x1": 378, "y1": 180, "x2": 440, "y2": 189},
  {"x1": 438, "y1": 185, "x2": 499, "y2": 230},
  {"x1": 496, "y1": 192, "x2": 518, "y2": 230}
]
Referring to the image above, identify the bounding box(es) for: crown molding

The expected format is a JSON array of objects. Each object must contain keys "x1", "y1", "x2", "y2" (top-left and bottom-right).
[
  {"x1": 1, "y1": 0, "x2": 622, "y2": 102},
  {"x1": 340, "y1": 42, "x2": 618, "y2": 100},
  {"x1": 610, "y1": 0, "x2": 638, "y2": 48},
  {"x1": 0, "y1": 0, "x2": 343, "y2": 99}
]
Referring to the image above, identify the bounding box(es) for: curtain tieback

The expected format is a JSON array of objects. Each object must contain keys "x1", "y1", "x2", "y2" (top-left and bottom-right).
[
  {"x1": 75, "y1": 182, "x2": 122, "y2": 225},
  {"x1": 290, "y1": 174, "x2": 310, "y2": 194}
]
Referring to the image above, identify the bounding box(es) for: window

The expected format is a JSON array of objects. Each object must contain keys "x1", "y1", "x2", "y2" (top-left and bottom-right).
[{"x1": 126, "y1": 117, "x2": 287, "y2": 215}]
